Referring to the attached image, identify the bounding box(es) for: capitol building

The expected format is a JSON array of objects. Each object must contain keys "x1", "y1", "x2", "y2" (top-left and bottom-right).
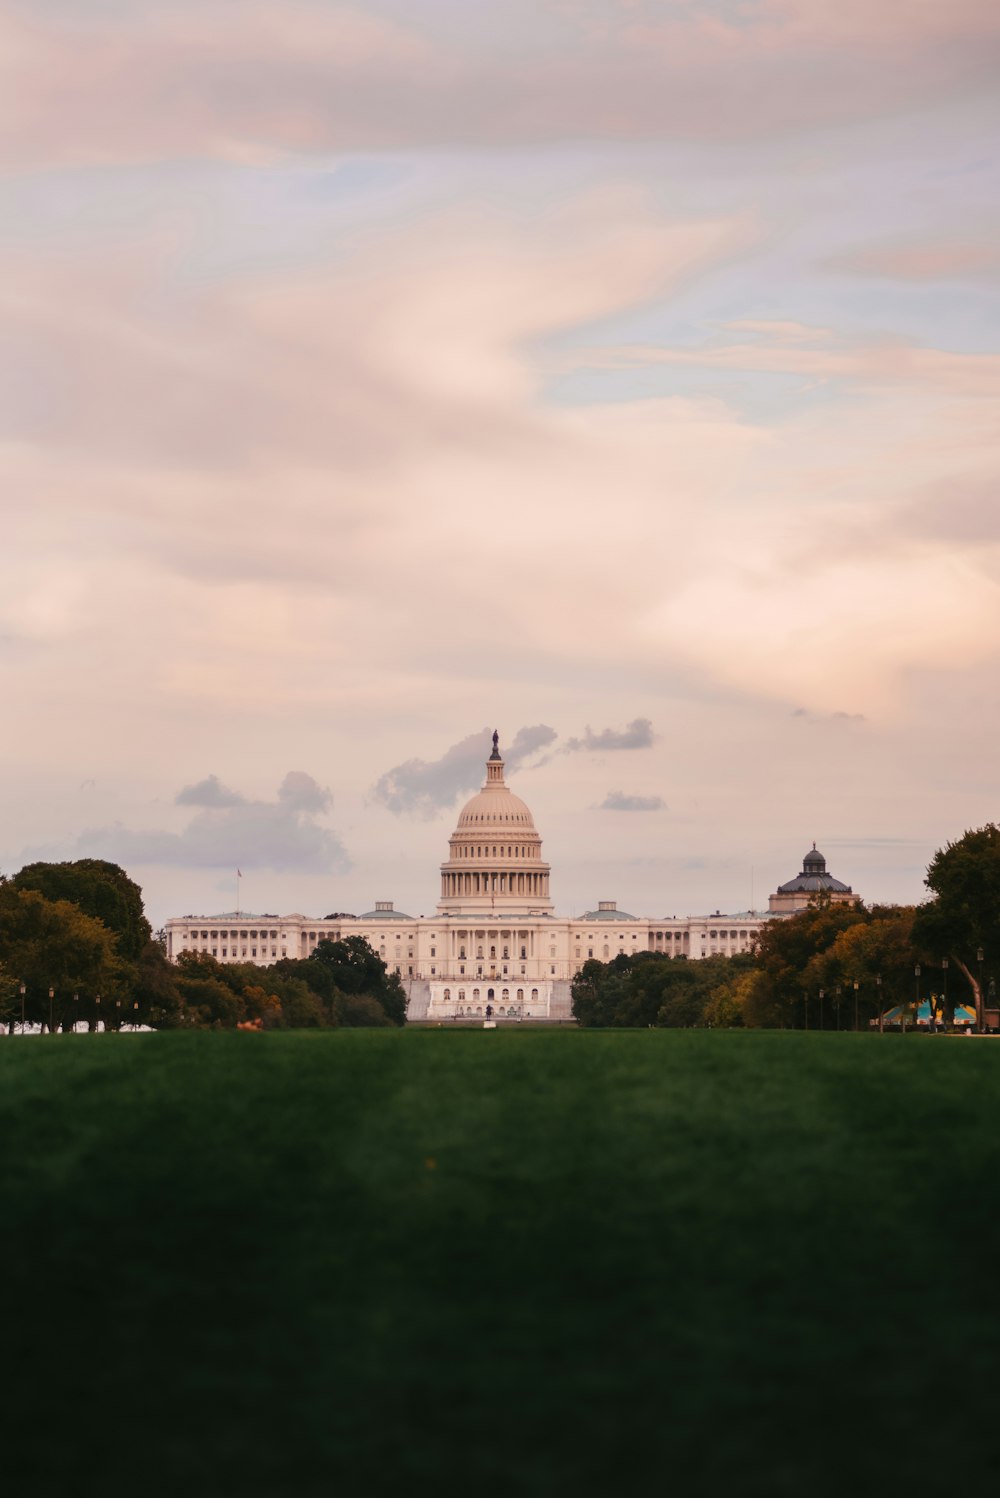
[{"x1": 165, "y1": 733, "x2": 857, "y2": 1022}]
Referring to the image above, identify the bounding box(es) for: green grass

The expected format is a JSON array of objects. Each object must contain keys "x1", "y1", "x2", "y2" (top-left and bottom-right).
[{"x1": 3, "y1": 1030, "x2": 1000, "y2": 1497}]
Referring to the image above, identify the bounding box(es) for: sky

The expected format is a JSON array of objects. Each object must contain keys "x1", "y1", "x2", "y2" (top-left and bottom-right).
[{"x1": 3, "y1": 0, "x2": 1000, "y2": 929}]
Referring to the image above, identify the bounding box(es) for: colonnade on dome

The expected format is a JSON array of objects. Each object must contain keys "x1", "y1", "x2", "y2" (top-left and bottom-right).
[{"x1": 437, "y1": 733, "x2": 553, "y2": 917}]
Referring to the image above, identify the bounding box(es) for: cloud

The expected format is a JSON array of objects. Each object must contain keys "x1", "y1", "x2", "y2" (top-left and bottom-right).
[
  {"x1": 68, "y1": 772, "x2": 346, "y2": 873},
  {"x1": 372, "y1": 724, "x2": 557, "y2": 818},
  {"x1": 278, "y1": 769, "x2": 331, "y2": 814},
  {"x1": 826, "y1": 236, "x2": 1000, "y2": 283},
  {"x1": 792, "y1": 709, "x2": 866, "y2": 724},
  {"x1": 3, "y1": 0, "x2": 1000, "y2": 169},
  {"x1": 566, "y1": 719, "x2": 656, "y2": 753},
  {"x1": 599, "y1": 791, "x2": 666, "y2": 812},
  {"x1": 176, "y1": 774, "x2": 245, "y2": 808}
]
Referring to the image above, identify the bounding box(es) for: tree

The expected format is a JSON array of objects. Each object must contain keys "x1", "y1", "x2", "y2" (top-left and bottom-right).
[
  {"x1": 803, "y1": 909, "x2": 918, "y2": 1028},
  {"x1": 11, "y1": 860, "x2": 151, "y2": 960},
  {"x1": 571, "y1": 951, "x2": 753, "y2": 1028},
  {"x1": 132, "y1": 941, "x2": 184, "y2": 1029},
  {"x1": 0, "y1": 884, "x2": 121, "y2": 1031},
  {"x1": 744, "y1": 898, "x2": 867, "y2": 1027},
  {"x1": 912, "y1": 825, "x2": 1000, "y2": 1021},
  {"x1": 308, "y1": 937, "x2": 407, "y2": 1025}
]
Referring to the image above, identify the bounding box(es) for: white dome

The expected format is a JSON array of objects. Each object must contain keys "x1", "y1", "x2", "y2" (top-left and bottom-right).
[{"x1": 456, "y1": 785, "x2": 536, "y2": 830}]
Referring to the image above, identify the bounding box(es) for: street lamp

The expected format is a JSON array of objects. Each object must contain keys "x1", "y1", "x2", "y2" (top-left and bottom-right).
[
  {"x1": 977, "y1": 947, "x2": 985, "y2": 1032},
  {"x1": 912, "y1": 964, "x2": 921, "y2": 1034},
  {"x1": 804, "y1": 991, "x2": 809, "y2": 1032},
  {"x1": 19, "y1": 983, "x2": 25, "y2": 1033},
  {"x1": 835, "y1": 984, "x2": 842, "y2": 1031},
  {"x1": 48, "y1": 986, "x2": 54, "y2": 1035},
  {"x1": 876, "y1": 973, "x2": 883, "y2": 1034},
  {"x1": 819, "y1": 989, "x2": 825, "y2": 1031},
  {"x1": 95, "y1": 993, "x2": 101, "y2": 1035},
  {"x1": 853, "y1": 980, "x2": 859, "y2": 1032}
]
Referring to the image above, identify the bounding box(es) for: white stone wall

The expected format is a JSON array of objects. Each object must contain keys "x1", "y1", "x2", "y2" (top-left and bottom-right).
[{"x1": 165, "y1": 904, "x2": 765, "y2": 980}]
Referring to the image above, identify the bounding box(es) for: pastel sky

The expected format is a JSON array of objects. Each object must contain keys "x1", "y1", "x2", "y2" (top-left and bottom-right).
[{"x1": 3, "y1": 0, "x2": 1000, "y2": 928}]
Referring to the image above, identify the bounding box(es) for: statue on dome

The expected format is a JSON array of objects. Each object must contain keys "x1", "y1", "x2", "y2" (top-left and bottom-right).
[{"x1": 492, "y1": 730, "x2": 499, "y2": 753}]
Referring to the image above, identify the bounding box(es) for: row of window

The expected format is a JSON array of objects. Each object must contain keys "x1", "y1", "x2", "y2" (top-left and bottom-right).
[
  {"x1": 184, "y1": 929, "x2": 280, "y2": 940},
  {"x1": 442, "y1": 987, "x2": 540, "y2": 1002},
  {"x1": 452, "y1": 844, "x2": 539, "y2": 858}
]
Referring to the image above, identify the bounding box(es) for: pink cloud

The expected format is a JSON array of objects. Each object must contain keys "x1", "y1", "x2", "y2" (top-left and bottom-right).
[
  {"x1": 2, "y1": 0, "x2": 999, "y2": 168},
  {"x1": 826, "y1": 237, "x2": 1000, "y2": 282}
]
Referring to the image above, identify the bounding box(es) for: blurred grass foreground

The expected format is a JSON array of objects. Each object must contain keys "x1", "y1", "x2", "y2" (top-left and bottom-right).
[{"x1": 3, "y1": 1029, "x2": 1000, "y2": 1497}]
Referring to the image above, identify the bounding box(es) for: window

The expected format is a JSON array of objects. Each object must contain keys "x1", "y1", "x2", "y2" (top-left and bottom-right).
[
  {"x1": 531, "y1": 989, "x2": 538, "y2": 1001},
  {"x1": 443, "y1": 989, "x2": 451, "y2": 1001},
  {"x1": 517, "y1": 989, "x2": 524, "y2": 1002}
]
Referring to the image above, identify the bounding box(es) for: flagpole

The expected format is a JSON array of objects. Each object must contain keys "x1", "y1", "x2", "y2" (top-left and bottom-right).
[{"x1": 236, "y1": 869, "x2": 241, "y2": 916}]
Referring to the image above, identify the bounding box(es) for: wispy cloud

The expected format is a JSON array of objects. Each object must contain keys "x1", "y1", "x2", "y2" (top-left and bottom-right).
[
  {"x1": 4, "y1": 0, "x2": 999, "y2": 168},
  {"x1": 826, "y1": 235, "x2": 1000, "y2": 283},
  {"x1": 599, "y1": 791, "x2": 666, "y2": 812},
  {"x1": 61, "y1": 772, "x2": 345, "y2": 873},
  {"x1": 566, "y1": 719, "x2": 656, "y2": 753},
  {"x1": 372, "y1": 725, "x2": 557, "y2": 818}
]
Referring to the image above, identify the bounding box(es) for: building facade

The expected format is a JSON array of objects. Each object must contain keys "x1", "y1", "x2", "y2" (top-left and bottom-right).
[
  {"x1": 165, "y1": 734, "x2": 856, "y2": 1020},
  {"x1": 767, "y1": 844, "x2": 857, "y2": 914}
]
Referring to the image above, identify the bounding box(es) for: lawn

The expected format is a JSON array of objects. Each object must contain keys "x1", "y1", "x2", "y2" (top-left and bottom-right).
[{"x1": 2, "y1": 1029, "x2": 999, "y2": 1497}]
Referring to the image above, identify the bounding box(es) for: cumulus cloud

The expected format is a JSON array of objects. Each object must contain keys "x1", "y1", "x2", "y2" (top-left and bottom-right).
[
  {"x1": 71, "y1": 772, "x2": 346, "y2": 873},
  {"x1": 372, "y1": 724, "x2": 557, "y2": 818},
  {"x1": 278, "y1": 769, "x2": 332, "y2": 814},
  {"x1": 176, "y1": 774, "x2": 245, "y2": 808},
  {"x1": 566, "y1": 719, "x2": 656, "y2": 753},
  {"x1": 599, "y1": 791, "x2": 666, "y2": 812}
]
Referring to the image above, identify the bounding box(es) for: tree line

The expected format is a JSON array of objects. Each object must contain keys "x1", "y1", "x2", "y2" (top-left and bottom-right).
[
  {"x1": 0, "y1": 860, "x2": 405, "y2": 1031},
  {"x1": 572, "y1": 824, "x2": 1000, "y2": 1029}
]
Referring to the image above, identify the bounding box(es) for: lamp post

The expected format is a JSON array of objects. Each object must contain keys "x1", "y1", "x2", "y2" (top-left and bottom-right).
[
  {"x1": 835, "y1": 984, "x2": 842, "y2": 1031},
  {"x1": 876, "y1": 974, "x2": 883, "y2": 1034},
  {"x1": 804, "y1": 991, "x2": 808, "y2": 1032},
  {"x1": 977, "y1": 947, "x2": 985, "y2": 1032},
  {"x1": 95, "y1": 993, "x2": 101, "y2": 1035},
  {"x1": 73, "y1": 993, "x2": 79, "y2": 1034},
  {"x1": 912, "y1": 964, "x2": 921, "y2": 1034},
  {"x1": 818, "y1": 989, "x2": 824, "y2": 1032},
  {"x1": 48, "y1": 986, "x2": 54, "y2": 1035},
  {"x1": 19, "y1": 983, "x2": 25, "y2": 1033},
  {"x1": 853, "y1": 980, "x2": 859, "y2": 1032}
]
